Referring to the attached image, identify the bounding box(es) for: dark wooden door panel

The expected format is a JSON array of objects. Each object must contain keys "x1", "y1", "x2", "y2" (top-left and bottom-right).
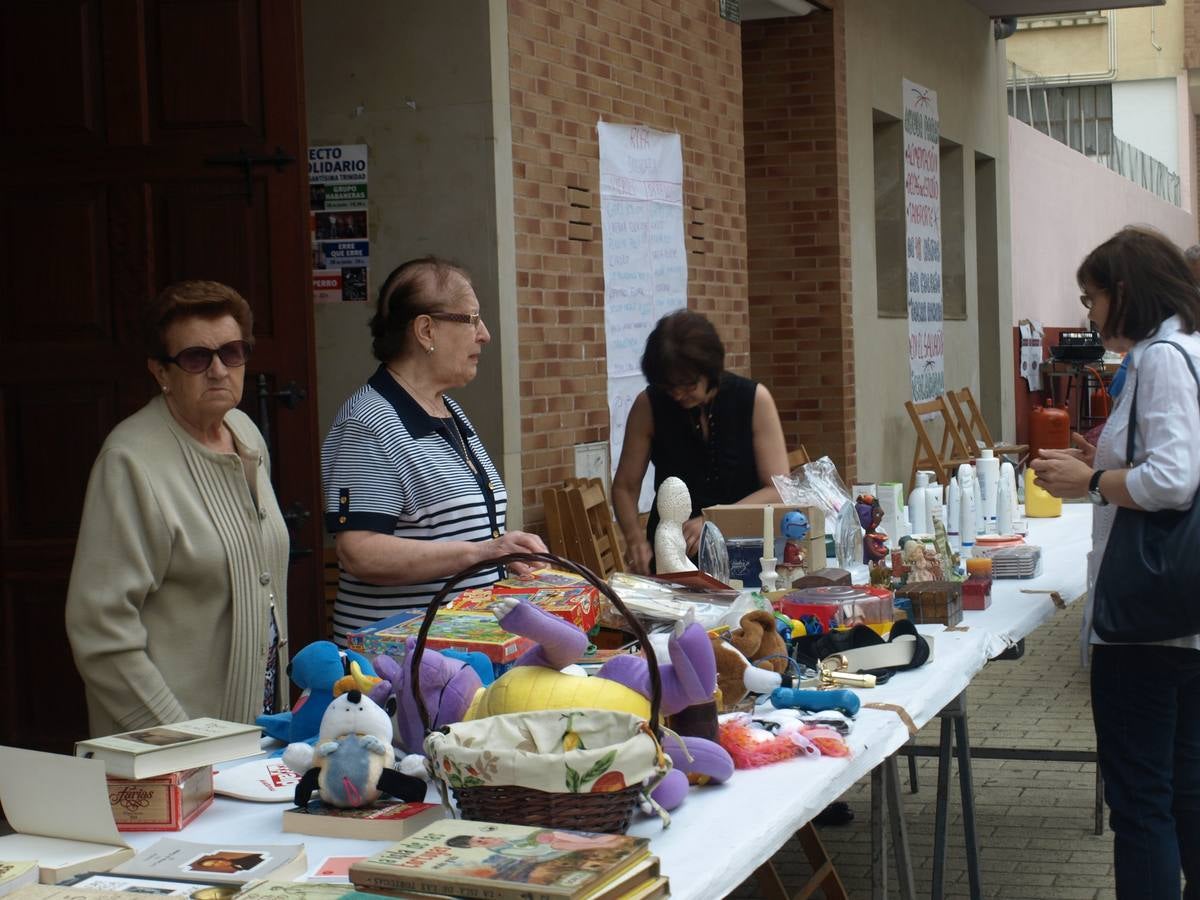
[
  {"x1": 0, "y1": 0, "x2": 105, "y2": 145},
  {"x1": 0, "y1": 0, "x2": 318, "y2": 750}
]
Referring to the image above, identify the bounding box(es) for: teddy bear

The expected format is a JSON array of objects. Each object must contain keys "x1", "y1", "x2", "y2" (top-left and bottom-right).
[
  {"x1": 285, "y1": 687, "x2": 426, "y2": 809},
  {"x1": 709, "y1": 610, "x2": 789, "y2": 711}
]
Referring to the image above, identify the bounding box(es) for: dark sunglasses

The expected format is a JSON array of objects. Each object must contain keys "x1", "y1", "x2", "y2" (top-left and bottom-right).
[{"x1": 161, "y1": 340, "x2": 252, "y2": 374}]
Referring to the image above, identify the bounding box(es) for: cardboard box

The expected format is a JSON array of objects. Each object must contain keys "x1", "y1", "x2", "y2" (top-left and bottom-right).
[
  {"x1": 447, "y1": 585, "x2": 600, "y2": 632},
  {"x1": 106, "y1": 766, "x2": 214, "y2": 832},
  {"x1": 348, "y1": 608, "x2": 535, "y2": 665},
  {"x1": 703, "y1": 503, "x2": 827, "y2": 568}
]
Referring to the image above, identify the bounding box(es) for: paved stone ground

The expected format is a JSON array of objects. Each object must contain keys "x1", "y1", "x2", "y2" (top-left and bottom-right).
[{"x1": 728, "y1": 599, "x2": 1118, "y2": 899}]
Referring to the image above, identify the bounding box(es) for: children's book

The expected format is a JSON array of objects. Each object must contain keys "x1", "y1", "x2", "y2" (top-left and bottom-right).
[
  {"x1": 0, "y1": 748, "x2": 133, "y2": 884},
  {"x1": 282, "y1": 800, "x2": 445, "y2": 841},
  {"x1": 349, "y1": 819, "x2": 653, "y2": 900},
  {"x1": 110, "y1": 837, "x2": 306, "y2": 885},
  {"x1": 75, "y1": 718, "x2": 262, "y2": 780}
]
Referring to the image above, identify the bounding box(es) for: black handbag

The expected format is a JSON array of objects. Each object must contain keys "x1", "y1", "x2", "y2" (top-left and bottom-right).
[{"x1": 1092, "y1": 340, "x2": 1200, "y2": 643}]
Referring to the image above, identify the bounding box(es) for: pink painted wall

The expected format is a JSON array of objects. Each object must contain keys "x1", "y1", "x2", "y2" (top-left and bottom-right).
[{"x1": 1009, "y1": 117, "x2": 1197, "y2": 327}]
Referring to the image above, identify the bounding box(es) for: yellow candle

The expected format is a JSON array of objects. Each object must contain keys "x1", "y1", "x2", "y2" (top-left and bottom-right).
[{"x1": 763, "y1": 504, "x2": 774, "y2": 557}]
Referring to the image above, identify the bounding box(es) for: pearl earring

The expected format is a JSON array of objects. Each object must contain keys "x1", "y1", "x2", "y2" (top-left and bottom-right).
[{"x1": 426, "y1": 345, "x2": 435, "y2": 354}]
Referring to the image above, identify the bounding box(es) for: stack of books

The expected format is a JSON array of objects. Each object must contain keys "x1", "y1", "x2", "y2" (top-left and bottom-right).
[
  {"x1": 349, "y1": 819, "x2": 668, "y2": 899},
  {"x1": 75, "y1": 718, "x2": 263, "y2": 832}
]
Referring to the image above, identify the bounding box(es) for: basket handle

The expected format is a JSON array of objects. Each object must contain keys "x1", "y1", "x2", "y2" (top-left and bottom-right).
[{"x1": 409, "y1": 552, "x2": 662, "y2": 740}]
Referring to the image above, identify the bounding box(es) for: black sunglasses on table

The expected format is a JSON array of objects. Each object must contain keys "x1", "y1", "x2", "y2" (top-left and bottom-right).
[{"x1": 161, "y1": 340, "x2": 252, "y2": 374}]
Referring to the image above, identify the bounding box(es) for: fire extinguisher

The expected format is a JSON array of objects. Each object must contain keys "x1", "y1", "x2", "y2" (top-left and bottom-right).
[{"x1": 1029, "y1": 398, "x2": 1070, "y2": 461}]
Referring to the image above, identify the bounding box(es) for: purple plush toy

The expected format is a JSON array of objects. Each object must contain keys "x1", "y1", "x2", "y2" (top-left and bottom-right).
[{"x1": 375, "y1": 598, "x2": 733, "y2": 812}]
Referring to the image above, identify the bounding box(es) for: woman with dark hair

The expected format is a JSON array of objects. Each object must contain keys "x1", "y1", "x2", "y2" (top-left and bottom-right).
[
  {"x1": 66, "y1": 281, "x2": 289, "y2": 737},
  {"x1": 1032, "y1": 226, "x2": 1200, "y2": 898},
  {"x1": 612, "y1": 310, "x2": 789, "y2": 575},
  {"x1": 321, "y1": 256, "x2": 544, "y2": 643}
]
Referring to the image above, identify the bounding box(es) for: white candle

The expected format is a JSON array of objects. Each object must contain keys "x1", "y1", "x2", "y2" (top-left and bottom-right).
[{"x1": 762, "y1": 505, "x2": 774, "y2": 557}]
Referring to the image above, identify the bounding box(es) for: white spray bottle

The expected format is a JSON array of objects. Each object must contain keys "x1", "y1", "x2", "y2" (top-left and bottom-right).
[
  {"x1": 999, "y1": 461, "x2": 1018, "y2": 533},
  {"x1": 947, "y1": 475, "x2": 961, "y2": 547},
  {"x1": 997, "y1": 470, "x2": 1014, "y2": 536},
  {"x1": 976, "y1": 448, "x2": 1000, "y2": 534},
  {"x1": 958, "y1": 463, "x2": 976, "y2": 554},
  {"x1": 908, "y1": 471, "x2": 929, "y2": 536}
]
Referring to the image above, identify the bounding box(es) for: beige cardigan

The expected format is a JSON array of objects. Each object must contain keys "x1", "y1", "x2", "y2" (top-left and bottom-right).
[{"x1": 66, "y1": 395, "x2": 290, "y2": 737}]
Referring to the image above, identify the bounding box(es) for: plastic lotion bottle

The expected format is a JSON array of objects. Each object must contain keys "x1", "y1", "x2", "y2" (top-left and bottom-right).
[
  {"x1": 958, "y1": 463, "x2": 977, "y2": 553},
  {"x1": 976, "y1": 448, "x2": 1000, "y2": 534},
  {"x1": 947, "y1": 475, "x2": 961, "y2": 545},
  {"x1": 924, "y1": 481, "x2": 942, "y2": 534},
  {"x1": 1024, "y1": 467, "x2": 1063, "y2": 517},
  {"x1": 999, "y1": 461, "x2": 1019, "y2": 530},
  {"x1": 997, "y1": 471, "x2": 1014, "y2": 535},
  {"x1": 908, "y1": 471, "x2": 929, "y2": 536}
]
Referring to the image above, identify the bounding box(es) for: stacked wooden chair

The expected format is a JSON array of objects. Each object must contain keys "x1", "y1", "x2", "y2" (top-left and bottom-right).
[
  {"x1": 945, "y1": 385, "x2": 1028, "y2": 465},
  {"x1": 904, "y1": 395, "x2": 976, "y2": 493},
  {"x1": 541, "y1": 477, "x2": 625, "y2": 578}
]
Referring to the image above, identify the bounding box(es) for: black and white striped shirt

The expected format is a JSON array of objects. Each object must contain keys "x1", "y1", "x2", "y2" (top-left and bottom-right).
[{"x1": 321, "y1": 365, "x2": 508, "y2": 644}]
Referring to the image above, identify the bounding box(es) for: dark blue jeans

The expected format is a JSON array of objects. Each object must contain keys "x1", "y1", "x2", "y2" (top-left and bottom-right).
[{"x1": 1092, "y1": 644, "x2": 1200, "y2": 899}]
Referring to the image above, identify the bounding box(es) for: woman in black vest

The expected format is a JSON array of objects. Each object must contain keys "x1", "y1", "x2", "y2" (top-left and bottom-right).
[{"x1": 612, "y1": 310, "x2": 789, "y2": 575}]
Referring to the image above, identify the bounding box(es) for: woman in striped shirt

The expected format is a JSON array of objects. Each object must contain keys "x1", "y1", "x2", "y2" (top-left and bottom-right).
[{"x1": 321, "y1": 257, "x2": 545, "y2": 644}]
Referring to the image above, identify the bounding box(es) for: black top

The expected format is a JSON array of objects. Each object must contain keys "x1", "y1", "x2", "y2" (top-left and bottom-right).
[{"x1": 645, "y1": 371, "x2": 761, "y2": 542}]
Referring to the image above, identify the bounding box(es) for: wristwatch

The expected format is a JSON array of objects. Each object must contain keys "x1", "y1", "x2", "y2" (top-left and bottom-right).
[{"x1": 1088, "y1": 470, "x2": 1108, "y2": 506}]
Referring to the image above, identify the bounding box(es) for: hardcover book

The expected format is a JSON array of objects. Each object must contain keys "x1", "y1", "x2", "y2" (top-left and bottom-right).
[
  {"x1": 110, "y1": 838, "x2": 306, "y2": 885},
  {"x1": 75, "y1": 718, "x2": 262, "y2": 780},
  {"x1": 282, "y1": 801, "x2": 445, "y2": 841},
  {"x1": 106, "y1": 766, "x2": 214, "y2": 831},
  {"x1": 0, "y1": 748, "x2": 133, "y2": 884},
  {"x1": 349, "y1": 819, "x2": 654, "y2": 900}
]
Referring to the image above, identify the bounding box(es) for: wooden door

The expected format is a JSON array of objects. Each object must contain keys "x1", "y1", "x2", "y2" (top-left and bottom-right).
[{"x1": 0, "y1": 0, "x2": 322, "y2": 751}]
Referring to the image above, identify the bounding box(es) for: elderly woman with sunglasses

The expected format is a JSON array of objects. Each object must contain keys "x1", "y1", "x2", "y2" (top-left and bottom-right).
[
  {"x1": 321, "y1": 257, "x2": 545, "y2": 644},
  {"x1": 66, "y1": 281, "x2": 288, "y2": 738}
]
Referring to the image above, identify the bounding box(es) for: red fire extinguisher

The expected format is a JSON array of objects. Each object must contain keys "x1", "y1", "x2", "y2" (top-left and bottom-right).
[{"x1": 1029, "y1": 398, "x2": 1070, "y2": 461}]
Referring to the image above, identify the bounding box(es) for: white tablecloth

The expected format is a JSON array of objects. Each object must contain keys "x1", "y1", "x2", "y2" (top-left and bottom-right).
[{"x1": 120, "y1": 507, "x2": 1092, "y2": 900}]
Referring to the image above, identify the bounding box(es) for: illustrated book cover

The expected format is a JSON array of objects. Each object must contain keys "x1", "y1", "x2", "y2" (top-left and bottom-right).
[
  {"x1": 110, "y1": 837, "x2": 306, "y2": 885},
  {"x1": 349, "y1": 609, "x2": 535, "y2": 663},
  {"x1": 449, "y1": 586, "x2": 600, "y2": 632},
  {"x1": 0, "y1": 747, "x2": 133, "y2": 884},
  {"x1": 283, "y1": 800, "x2": 445, "y2": 841},
  {"x1": 75, "y1": 718, "x2": 262, "y2": 780},
  {"x1": 349, "y1": 819, "x2": 653, "y2": 900}
]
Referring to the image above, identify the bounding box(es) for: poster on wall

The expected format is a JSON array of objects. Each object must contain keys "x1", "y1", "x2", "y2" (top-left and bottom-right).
[
  {"x1": 597, "y1": 121, "x2": 688, "y2": 512},
  {"x1": 309, "y1": 144, "x2": 369, "y2": 303},
  {"x1": 902, "y1": 79, "x2": 945, "y2": 405}
]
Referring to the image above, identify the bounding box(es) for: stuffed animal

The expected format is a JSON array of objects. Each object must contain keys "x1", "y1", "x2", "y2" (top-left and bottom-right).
[
  {"x1": 728, "y1": 610, "x2": 789, "y2": 679},
  {"x1": 257, "y1": 641, "x2": 379, "y2": 746},
  {"x1": 709, "y1": 630, "x2": 786, "y2": 711},
  {"x1": 285, "y1": 688, "x2": 426, "y2": 809},
  {"x1": 386, "y1": 597, "x2": 733, "y2": 811}
]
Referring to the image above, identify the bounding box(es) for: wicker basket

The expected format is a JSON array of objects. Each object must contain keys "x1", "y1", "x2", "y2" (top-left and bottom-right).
[{"x1": 411, "y1": 552, "x2": 665, "y2": 834}]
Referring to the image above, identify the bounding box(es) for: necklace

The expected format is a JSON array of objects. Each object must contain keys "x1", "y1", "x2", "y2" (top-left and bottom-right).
[
  {"x1": 387, "y1": 365, "x2": 447, "y2": 418},
  {"x1": 445, "y1": 416, "x2": 479, "y2": 476}
]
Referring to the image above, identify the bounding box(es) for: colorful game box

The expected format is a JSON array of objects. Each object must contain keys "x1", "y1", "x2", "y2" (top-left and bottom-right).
[{"x1": 347, "y1": 608, "x2": 534, "y2": 664}]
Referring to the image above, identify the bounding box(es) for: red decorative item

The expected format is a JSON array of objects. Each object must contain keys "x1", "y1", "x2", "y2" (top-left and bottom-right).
[{"x1": 962, "y1": 574, "x2": 992, "y2": 611}]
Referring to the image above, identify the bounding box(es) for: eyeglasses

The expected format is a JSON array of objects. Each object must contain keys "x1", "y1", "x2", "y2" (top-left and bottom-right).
[
  {"x1": 160, "y1": 340, "x2": 252, "y2": 374},
  {"x1": 429, "y1": 312, "x2": 484, "y2": 328}
]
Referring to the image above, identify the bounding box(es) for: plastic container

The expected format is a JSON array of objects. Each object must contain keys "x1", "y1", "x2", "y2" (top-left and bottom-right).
[
  {"x1": 1029, "y1": 399, "x2": 1070, "y2": 461},
  {"x1": 976, "y1": 448, "x2": 999, "y2": 533},
  {"x1": 1024, "y1": 467, "x2": 1062, "y2": 518}
]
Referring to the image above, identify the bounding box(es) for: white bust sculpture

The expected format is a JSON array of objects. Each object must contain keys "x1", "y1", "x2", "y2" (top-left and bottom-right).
[{"x1": 654, "y1": 476, "x2": 697, "y2": 574}]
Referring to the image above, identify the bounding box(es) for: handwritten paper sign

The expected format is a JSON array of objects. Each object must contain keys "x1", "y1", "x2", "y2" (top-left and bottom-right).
[
  {"x1": 598, "y1": 122, "x2": 688, "y2": 511},
  {"x1": 902, "y1": 79, "x2": 944, "y2": 404}
]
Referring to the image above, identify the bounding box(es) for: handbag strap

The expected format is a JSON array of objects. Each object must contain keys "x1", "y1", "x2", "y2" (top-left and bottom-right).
[{"x1": 1124, "y1": 339, "x2": 1200, "y2": 466}]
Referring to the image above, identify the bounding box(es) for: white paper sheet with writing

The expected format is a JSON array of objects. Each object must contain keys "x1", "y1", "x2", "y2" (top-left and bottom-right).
[
  {"x1": 903, "y1": 79, "x2": 945, "y2": 407},
  {"x1": 598, "y1": 121, "x2": 687, "y2": 512}
]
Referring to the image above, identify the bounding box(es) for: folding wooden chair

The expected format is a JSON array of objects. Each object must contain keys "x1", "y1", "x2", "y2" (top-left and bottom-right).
[
  {"x1": 905, "y1": 396, "x2": 976, "y2": 493},
  {"x1": 787, "y1": 445, "x2": 811, "y2": 470},
  {"x1": 561, "y1": 479, "x2": 625, "y2": 579},
  {"x1": 945, "y1": 386, "x2": 1028, "y2": 464}
]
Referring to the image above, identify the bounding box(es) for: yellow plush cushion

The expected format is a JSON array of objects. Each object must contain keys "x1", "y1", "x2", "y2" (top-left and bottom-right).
[{"x1": 465, "y1": 666, "x2": 651, "y2": 720}]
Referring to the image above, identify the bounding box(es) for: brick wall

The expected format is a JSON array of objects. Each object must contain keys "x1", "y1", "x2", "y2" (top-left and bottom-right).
[
  {"x1": 507, "y1": 0, "x2": 748, "y2": 529},
  {"x1": 742, "y1": 6, "x2": 856, "y2": 481}
]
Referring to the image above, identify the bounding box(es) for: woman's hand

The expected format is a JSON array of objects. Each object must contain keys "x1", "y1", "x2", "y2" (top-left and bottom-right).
[
  {"x1": 1066, "y1": 432, "x2": 1098, "y2": 467},
  {"x1": 627, "y1": 538, "x2": 653, "y2": 576},
  {"x1": 682, "y1": 515, "x2": 705, "y2": 557},
  {"x1": 488, "y1": 530, "x2": 548, "y2": 576},
  {"x1": 1029, "y1": 448, "x2": 1092, "y2": 499}
]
